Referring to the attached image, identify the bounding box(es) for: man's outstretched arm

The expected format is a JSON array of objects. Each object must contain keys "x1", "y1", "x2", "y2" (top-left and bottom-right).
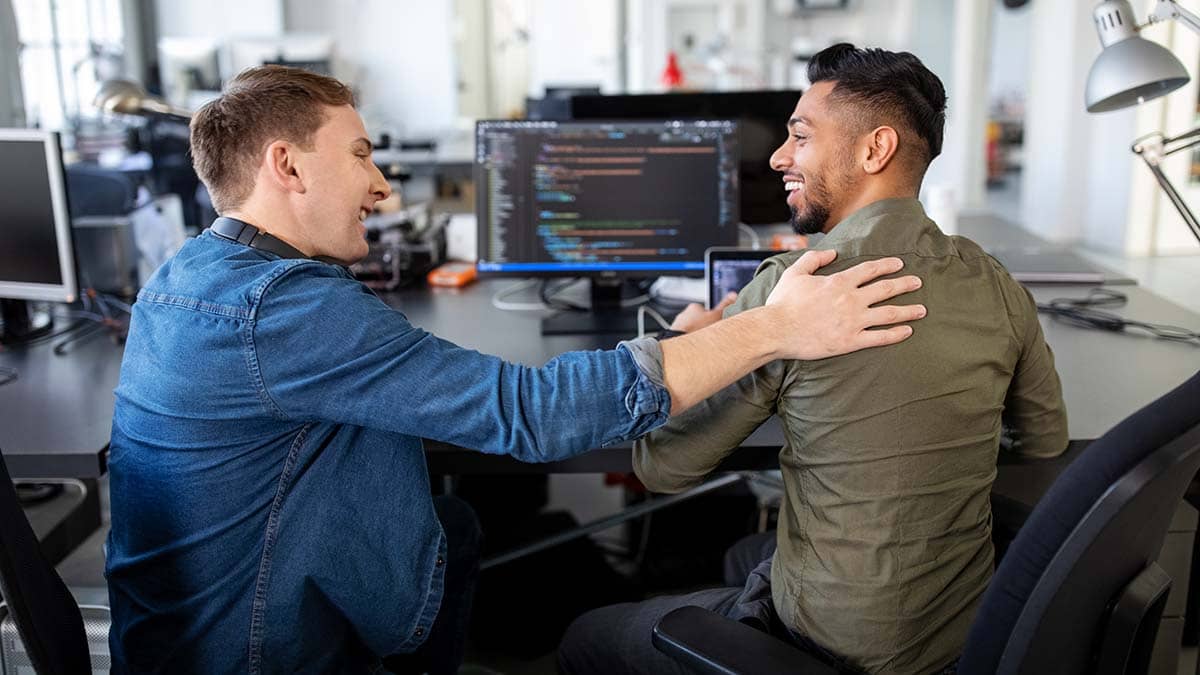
[{"x1": 253, "y1": 250, "x2": 923, "y2": 462}]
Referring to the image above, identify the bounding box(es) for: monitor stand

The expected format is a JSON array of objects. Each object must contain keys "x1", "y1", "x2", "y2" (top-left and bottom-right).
[
  {"x1": 540, "y1": 278, "x2": 646, "y2": 336},
  {"x1": 0, "y1": 299, "x2": 53, "y2": 345}
]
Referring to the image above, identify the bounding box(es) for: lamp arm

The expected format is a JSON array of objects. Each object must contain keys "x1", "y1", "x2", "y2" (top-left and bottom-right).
[
  {"x1": 1160, "y1": 126, "x2": 1200, "y2": 156},
  {"x1": 1147, "y1": 0, "x2": 1200, "y2": 34},
  {"x1": 1132, "y1": 136, "x2": 1200, "y2": 244}
]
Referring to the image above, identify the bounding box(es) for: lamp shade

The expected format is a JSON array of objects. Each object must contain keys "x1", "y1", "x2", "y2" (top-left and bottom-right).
[
  {"x1": 93, "y1": 79, "x2": 191, "y2": 120},
  {"x1": 1086, "y1": 35, "x2": 1190, "y2": 112}
]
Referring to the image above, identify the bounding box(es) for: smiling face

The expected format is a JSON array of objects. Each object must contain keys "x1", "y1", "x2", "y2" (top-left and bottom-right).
[
  {"x1": 291, "y1": 104, "x2": 391, "y2": 264},
  {"x1": 769, "y1": 82, "x2": 861, "y2": 235}
]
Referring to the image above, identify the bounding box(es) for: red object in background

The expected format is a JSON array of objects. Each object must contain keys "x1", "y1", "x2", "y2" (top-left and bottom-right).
[{"x1": 661, "y1": 51, "x2": 683, "y2": 89}]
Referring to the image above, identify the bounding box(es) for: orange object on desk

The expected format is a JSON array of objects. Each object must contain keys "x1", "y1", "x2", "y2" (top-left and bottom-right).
[
  {"x1": 771, "y1": 233, "x2": 808, "y2": 250},
  {"x1": 427, "y1": 262, "x2": 477, "y2": 287}
]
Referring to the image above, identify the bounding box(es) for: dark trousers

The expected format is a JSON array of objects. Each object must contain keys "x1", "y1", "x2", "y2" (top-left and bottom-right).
[
  {"x1": 384, "y1": 495, "x2": 482, "y2": 675},
  {"x1": 556, "y1": 531, "x2": 851, "y2": 675}
]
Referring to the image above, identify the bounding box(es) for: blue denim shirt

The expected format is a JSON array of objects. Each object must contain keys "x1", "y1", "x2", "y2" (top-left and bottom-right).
[{"x1": 105, "y1": 231, "x2": 672, "y2": 673}]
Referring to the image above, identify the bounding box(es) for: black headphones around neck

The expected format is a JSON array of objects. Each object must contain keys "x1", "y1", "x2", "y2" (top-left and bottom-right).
[{"x1": 208, "y1": 217, "x2": 309, "y2": 260}]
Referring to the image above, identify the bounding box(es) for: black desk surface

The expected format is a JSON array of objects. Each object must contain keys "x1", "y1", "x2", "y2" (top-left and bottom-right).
[
  {"x1": 0, "y1": 327, "x2": 121, "y2": 478},
  {"x1": 1, "y1": 277, "x2": 1197, "y2": 481}
]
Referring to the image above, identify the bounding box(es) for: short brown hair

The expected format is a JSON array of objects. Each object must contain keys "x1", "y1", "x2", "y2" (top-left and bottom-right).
[{"x1": 189, "y1": 65, "x2": 355, "y2": 213}]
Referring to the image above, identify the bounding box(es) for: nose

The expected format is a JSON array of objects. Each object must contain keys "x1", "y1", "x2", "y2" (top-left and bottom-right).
[
  {"x1": 769, "y1": 139, "x2": 792, "y2": 173},
  {"x1": 370, "y1": 162, "x2": 392, "y2": 202}
]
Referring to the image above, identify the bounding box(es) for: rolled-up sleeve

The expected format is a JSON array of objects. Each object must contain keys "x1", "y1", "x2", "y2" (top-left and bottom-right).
[{"x1": 632, "y1": 266, "x2": 785, "y2": 493}]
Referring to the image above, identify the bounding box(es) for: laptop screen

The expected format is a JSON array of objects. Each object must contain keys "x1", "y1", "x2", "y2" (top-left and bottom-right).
[{"x1": 705, "y1": 248, "x2": 776, "y2": 309}]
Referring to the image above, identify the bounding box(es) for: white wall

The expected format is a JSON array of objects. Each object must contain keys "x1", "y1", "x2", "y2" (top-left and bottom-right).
[
  {"x1": 987, "y1": 2, "x2": 1030, "y2": 105},
  {"x1": 763, "y1": 0, "x2": 916, "y2": 60},
  {"x1": 155, "y1": 0, "x2": 282, "y2": 37},
  {"x1": 285, "y1": 0, "x2": 457, "y2": 138},
  {"x1": 908, "y1": 0, "x2": 956, "y2": 201},
  {"x1": 1020, "y1": 0, "x2": 1139, "y2": 250},
  {"x1": 528, "y1": 0, "x2": 620, "y2": 95}
]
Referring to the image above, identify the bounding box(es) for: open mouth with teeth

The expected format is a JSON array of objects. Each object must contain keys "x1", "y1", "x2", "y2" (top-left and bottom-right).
[{"x1": 358, "y1": 208, "x2": 370, "y2": 222}]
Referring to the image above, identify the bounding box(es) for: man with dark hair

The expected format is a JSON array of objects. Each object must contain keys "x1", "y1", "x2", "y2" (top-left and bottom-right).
[
  {"x1": 104, "y1": 64, "x2": 928, "y2": 673},
  {"x1": 558, "y1": 44, "x2": 1067, "y2": 675}
]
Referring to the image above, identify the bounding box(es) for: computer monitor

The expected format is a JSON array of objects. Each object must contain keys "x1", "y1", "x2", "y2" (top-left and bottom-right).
[
  {"x1": 475, "y1": 119, "x2": 739, "y2": 334},
  {"x1": 570, "y1": 90, "x2": 803, "y2": 225},
  {"x1": 0, "y1": 129, "x2": 78, "y2": 344}
]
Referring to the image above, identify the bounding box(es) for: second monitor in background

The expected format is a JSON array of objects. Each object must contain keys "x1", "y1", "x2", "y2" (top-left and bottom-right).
[
  {"x1": 475, "y1": 119, "x2": 740, "y2": 334},
  {"x1": 570, "y1": 90, "x2": 803, "y2": 226}
]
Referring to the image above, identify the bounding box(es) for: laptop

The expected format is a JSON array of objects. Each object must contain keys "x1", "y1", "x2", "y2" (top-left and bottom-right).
[{"x1": 705, "y1": 247, "x2": 777, "y2": 309}]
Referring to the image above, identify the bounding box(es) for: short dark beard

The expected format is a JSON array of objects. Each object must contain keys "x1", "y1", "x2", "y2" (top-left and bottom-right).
[
  {"x1": 791, "y1": 203, "x2": 831, "y2": 235},
  {"x1": 790, "y1": 172, "x2": 834, "y2": 235}
]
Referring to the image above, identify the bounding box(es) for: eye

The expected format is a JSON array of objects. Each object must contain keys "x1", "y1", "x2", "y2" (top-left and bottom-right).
[{"x1": 792, "y1": 134, "x2": 808, "y2": 142}]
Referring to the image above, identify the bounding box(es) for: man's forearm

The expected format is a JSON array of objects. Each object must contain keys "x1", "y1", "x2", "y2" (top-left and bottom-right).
[{"x1": 659, "y1": 307, "x2": 779, "y2": 415}]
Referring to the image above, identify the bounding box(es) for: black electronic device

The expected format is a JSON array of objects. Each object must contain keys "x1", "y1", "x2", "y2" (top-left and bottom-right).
[
  {"x1": 474, "y1": 119, "x2": 740, "y2": 335},
  {"x1": 570, "y1": 90, "x2": 803, "y2": 225},
  {"x1": 0, "y1": 130, "x2": 78, "y2": 345},
  {"x1": 704, "y1": 247, "x2": 777, "y2": 309},
  {"x1": 351, "y1": 205, "x2": 448, "y2": 291}
]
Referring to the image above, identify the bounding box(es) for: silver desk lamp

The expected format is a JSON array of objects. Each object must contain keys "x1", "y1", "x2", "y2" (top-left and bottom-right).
[
  {"x1": 1086, "y1": 0, "x2": 1200, "y2": 244},
  {"x1": 93, "y1": 79, "x2": 191, "y2": 121}
]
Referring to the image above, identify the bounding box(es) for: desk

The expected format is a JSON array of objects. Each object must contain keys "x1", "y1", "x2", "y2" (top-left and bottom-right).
[
  {"x1": 404, "y1": 280, "x2": 1200, "y2": 474},
  {"x1": 0, "y1": 329, "x2": 118, "y2": 479},
  {"x1": 0, "y1": 329, "x2": 116, "y2": 563},
  {"x1": 1, "y1": 281, "x2": 1196, "y2": 481}
]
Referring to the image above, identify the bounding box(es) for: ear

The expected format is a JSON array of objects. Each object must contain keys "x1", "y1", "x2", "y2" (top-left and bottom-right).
[
  {"x1": 861, "y1": 126, "x2": 900, "y2": 175},
  {"x1": 263, "y1": 140, "x2": 307, "y2": 195}
]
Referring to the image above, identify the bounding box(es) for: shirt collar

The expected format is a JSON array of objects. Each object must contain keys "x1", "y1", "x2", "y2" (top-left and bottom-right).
[{"x1": 815, "y1": 197, "x2": 936, "y2": 254}]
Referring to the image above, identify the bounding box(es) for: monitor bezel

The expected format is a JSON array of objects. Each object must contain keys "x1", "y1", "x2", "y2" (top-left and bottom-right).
[
  {"x1": 473, "y1": 118, "x2": 740, "y2": 279},
  {"x1": 0, "y1": 129, "x2": 78, "y2": 303}
]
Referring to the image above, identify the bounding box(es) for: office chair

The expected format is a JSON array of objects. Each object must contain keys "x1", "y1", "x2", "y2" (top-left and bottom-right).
[
  {"x1": 652, "y1": 369, "x2": 1200, "y2": 675},
  {"x1": 0, "y1": 447, "x2": 109, "y2": 673}
]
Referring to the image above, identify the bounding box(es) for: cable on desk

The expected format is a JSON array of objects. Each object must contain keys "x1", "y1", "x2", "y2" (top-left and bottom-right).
[
  {"x1": 52, "y1": 321, "x2": 109, "y2": 355},
  {"x1": 1036, "y1": 288, "x2": 1200, "y2": 346},
  {"x1": 738, "y1": 223, "x2": 762, "y2": 250},
  {"x1": 540, "y1": 278, "x2": 589, "y2": 312},
  {"x1": 490, "y1": 279, "x2": 545, "y2": 311},
  {"x1": 637, "y1": 305, "x2": 672, "y2": 338},
  {"x1": 0, "y1": 365, "x2": 16, "y2": 387}
]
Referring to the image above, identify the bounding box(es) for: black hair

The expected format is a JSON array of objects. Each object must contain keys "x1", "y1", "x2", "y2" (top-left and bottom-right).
[{"x1": 807, "y1": 43, "x2": 947, "y2": 164}]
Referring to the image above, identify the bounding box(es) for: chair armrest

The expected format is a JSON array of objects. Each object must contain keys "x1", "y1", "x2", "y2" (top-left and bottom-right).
[{"x1": 652, "y1": 606, "x2": 837, "y2": 675}]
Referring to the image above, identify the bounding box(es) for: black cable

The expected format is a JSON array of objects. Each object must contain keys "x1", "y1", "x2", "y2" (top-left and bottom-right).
[
  {"x1": 51, "y1": 321, "x2": 108, "y2": 356},
  {"x1": 1036, "y1": 288, "x2": 1200, "y2": 345},
  {"x1": 0, "y1": 319, "x2": 90, "y2": 350}
]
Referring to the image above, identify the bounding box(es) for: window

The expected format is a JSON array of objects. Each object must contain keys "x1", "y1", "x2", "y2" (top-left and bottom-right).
[{"x1": 12, "y1": 0, "x2": 124, "y2": 130}]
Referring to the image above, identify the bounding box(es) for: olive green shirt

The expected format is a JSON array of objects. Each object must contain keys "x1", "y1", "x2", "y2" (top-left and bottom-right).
[{"x1": 633, "y1": 198, "x2": 1068, "y2": 675}]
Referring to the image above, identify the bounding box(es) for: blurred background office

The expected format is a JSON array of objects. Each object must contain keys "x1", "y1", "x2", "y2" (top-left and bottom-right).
[
  {"x1": 2, "y1": 1, "x2": 1200, "y2": 673},
  {"x1": 3, "y1": 0, "x2": 1197, "y2": 276}
]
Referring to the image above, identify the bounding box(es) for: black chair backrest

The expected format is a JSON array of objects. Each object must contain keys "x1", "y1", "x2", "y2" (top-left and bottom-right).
[
  {"x1": 0, "y1": 450, "x2": 90, "y2": 674},
  {"x1": 960, "y1": 370, "x2": 1200, "y2": 675}
]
